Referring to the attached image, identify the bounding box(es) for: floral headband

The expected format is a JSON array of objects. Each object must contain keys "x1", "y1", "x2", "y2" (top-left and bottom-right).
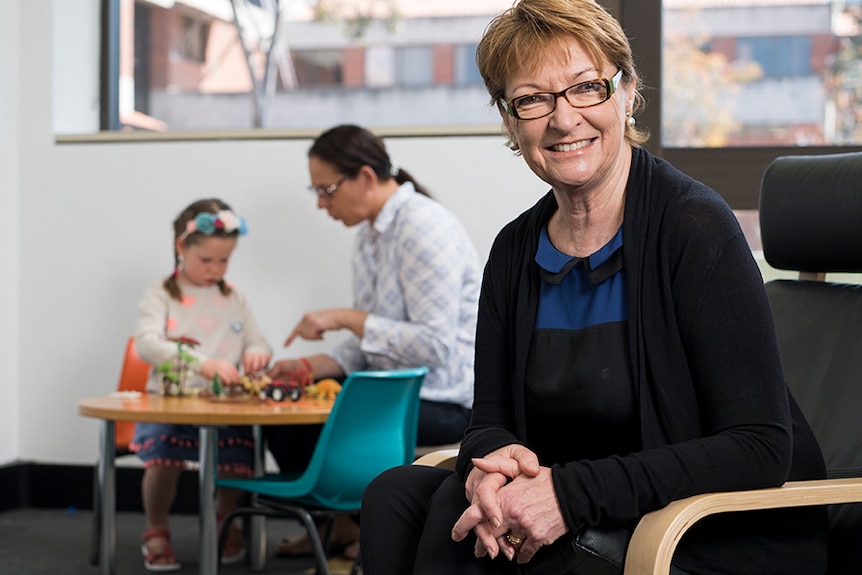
[{"x1": 179, "y1": 210, "x2": 248, "y2": 242}]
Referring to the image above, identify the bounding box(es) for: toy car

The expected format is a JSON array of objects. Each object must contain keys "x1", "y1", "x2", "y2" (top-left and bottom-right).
[{"x1": 260, "y1": 379, "x2": 302, "y2": 402}]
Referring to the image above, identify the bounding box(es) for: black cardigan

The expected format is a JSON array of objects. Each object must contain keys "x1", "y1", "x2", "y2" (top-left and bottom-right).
[{"x1": 458, "y1": 147, "x2": 828, "y2": 574}]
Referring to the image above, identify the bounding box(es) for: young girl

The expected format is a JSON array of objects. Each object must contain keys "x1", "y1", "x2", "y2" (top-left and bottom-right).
[{"x1": 131, "y1": 198, "x2": 272, "y2": 572}]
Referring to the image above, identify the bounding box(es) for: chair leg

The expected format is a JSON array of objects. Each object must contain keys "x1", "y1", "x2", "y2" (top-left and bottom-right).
[
  {"x1": 217, "y1": 504, "x2": 338, "y2": 575},
  {"x1": 292, "y1": 509, "x2": 332, "y2": 575},
  {"x1": 89, "y1": 463, "x2": 101, "y2": 565}
]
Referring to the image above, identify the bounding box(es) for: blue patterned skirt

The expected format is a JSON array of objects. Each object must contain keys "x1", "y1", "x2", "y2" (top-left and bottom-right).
[{"x1": 130, "y1": 423, "x2": 254, "y2": 476}]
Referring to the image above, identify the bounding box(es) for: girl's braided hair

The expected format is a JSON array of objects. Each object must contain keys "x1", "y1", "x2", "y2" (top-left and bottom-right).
[{"x1": 163, "y1": 198, "x2": 246, "y2": 301}]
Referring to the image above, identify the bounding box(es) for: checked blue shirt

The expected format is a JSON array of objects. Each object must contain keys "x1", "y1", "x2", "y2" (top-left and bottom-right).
[{"x1": 330, "y1": 182, "x2": 480, "y2": 409}]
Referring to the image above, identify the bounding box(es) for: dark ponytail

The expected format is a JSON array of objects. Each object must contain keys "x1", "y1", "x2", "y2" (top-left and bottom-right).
[{"x1": 309, "y1": 124, "x2": 432, "y2": 198}]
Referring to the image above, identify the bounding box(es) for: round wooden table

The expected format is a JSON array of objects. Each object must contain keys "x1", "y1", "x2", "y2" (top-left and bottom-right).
[
  {"x1": 78, "y1": 393, "x2": 332, "y2": 425},
  {"x1": 79, "y1": 393, "x2": 332, "y2": 575}
]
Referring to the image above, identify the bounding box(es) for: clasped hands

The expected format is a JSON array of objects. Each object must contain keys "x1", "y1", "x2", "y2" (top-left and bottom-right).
[{"x1": 451, "y1": 444, "x2": 568, "y2": 564}]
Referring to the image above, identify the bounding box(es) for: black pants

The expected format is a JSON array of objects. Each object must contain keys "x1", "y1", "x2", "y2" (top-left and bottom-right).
[
  {"x1": 264, "y1": 399, "x2": 471, "y2": 473},
  {"x1": 361, "y1": 465, "x2": 486, "y2": 574},
  {"x1": 362, "y1": 466, "x2": 532, "y2": 574},
  {"x1": 360, "y1": 465, "x2": 692, "y2": 575}
]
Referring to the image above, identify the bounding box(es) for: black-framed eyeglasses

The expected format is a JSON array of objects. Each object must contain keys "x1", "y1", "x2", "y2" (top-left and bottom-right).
[
  {"x1": 501, "y1": 69, "x2": 623, "y2": 120},
  {"x1": 307, "y1": 174, "x2": 348, "y2": 198}
]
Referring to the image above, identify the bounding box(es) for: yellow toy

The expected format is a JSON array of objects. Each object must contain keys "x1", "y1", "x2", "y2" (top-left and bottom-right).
[
  {"x1": 239, "y1": 373, "x2": 272, "y2": 396},
  {"x1": 306, "y1": 378, "x2": 342, "y2": 400}
]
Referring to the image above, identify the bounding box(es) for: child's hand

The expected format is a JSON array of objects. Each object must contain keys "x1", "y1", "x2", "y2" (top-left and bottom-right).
[
  {"x1": 199, "y1": 359, "x2": 240, "y2": 384},
  {"x1": 243, "y1": 352, "x2": 270, "y2": 375}
]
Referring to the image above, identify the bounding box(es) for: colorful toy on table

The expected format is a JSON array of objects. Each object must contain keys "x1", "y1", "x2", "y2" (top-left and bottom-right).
[
  {"x1": 239, "y1": 373, "x2": 271, "y2": 397},
  {"x1": 305, "y1": 378, "x2": 342, "y2": 401},
  {"x1": 155, "y1": 336, "x2": 200, "y2": 396},
  {"x1": 205, "y1": 369, "x2": 318, "y2": 403},
  {"x1": 239, "y1": 373, "x2": 303, "y2": 402},
  {"x1": 258, "y1": 360, "x2": 316, "y2": 402}
]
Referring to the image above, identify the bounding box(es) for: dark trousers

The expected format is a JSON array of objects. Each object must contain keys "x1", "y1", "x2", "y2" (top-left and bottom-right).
[
  {"x1": 361, "y1": 465, "x2": 490, "y2": 574},
  {"x1": 360, "y1": 465, "x2": 693, "y2": 575}
]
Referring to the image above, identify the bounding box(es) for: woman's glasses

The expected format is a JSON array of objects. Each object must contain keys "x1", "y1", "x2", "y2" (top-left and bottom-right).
[
  {"x1": 501, "y1": 69, "x2": 623, "y2": 120},
  {"x1": 307, "y1": 174, "x2": 348, "y2": 198}
]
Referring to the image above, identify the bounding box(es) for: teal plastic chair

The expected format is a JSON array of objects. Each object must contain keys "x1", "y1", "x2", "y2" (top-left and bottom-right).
[{"x1": 215, "y1": 366, "x2": 427, "y2": 575}]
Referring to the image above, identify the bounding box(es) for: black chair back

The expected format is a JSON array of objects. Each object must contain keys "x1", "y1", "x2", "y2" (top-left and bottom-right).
[{"x1": 759, "y1": 151, "x2": 862, "y2": 574}]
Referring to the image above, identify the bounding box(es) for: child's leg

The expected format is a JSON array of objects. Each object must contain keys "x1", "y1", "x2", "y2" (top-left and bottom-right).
[
  {"x1": 216, "y1": 467, "x2": 251, "y2": 562},
  {"x1": 141, "y1": 463, "x2": 183, "y2": 567},
  {"x1": 215, "y1": 468, "x2": 246, "y2": 517},
  {"x1": 142, "y1": 463, "x2": 183, "y2": 530}
]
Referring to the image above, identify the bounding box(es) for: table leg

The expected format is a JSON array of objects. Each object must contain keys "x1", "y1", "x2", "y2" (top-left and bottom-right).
[
  {"x1": 199, "y1": 426, "x2": 219, "y2": 575},
  {"x1": 98, "y1": 419, "x2": 116, "y2": 575},
  {"x1": 250, "y1": 424, "x2": 266, "y2": 571}
]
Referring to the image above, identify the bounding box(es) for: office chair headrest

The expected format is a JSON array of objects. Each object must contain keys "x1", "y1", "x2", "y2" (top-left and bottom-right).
[{"x1": 759, "y1": 151, "x2": 862, "y2": 274}]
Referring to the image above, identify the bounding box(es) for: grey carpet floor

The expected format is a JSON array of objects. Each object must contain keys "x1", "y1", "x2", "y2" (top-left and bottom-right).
[{"x1": 0, "y1": 508, "x2": 357, "y2": 575}]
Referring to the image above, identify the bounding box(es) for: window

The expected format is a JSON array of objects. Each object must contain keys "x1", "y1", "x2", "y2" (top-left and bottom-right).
[
  {"x1": 292, "y1": 49, "x2": 344, "y2": 87},
  {"x1": 100, "y1": 0, "x2": 515, "y2": 133},
  {"x1": 395, "y1": 46, "x2": 434, "y2": 87},
  {"x1": 77, "y1": 0, "x2": 862, "y2": 213},
  {"x1": 736, "y1": 36, "x2": 811, "y2": 79},
  {"x1": 651, "y1": 0, "x2": 862, "y2": 271},
  {"x1": 649, "y1": 0, "x2": 862, "y2": 214},
  {"x1": 365, "y1": 46, "x2": 395, "y2": 88},
  {"x1": 455, "y1": 44, "x2": 483, "y2": 85},
  {"x1": 662, "y1": 1, "x2": 841, "y2": 148},
  {"x1": 178, "y1": 15, "x2": 210, "y2": 63}
]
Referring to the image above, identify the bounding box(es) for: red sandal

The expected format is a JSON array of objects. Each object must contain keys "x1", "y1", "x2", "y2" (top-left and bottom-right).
[{"x1": 141, "y1": 528, "x2": 182, "y2": 572}]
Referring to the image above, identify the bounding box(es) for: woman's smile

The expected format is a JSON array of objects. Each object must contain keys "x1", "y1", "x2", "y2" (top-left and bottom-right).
[{"x1": 548, "y1": 137, "x2": 596, "y2": 153}]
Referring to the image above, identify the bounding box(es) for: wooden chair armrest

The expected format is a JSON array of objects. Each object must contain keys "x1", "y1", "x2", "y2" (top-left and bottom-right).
[
  {"x1": 413, "y1": 448, "x2": 459, "y2": 470},
  {"x1": 624, "y1": 477, "x2": 862, "y2": 575}
]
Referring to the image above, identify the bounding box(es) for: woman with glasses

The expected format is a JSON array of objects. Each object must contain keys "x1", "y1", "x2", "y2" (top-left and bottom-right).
[
  {"x1": 359, "y1": 0, "x2": 828, "y2": 574},
  {"x1": 264, "y1": 123, "x2": 482, "y2": 560}
]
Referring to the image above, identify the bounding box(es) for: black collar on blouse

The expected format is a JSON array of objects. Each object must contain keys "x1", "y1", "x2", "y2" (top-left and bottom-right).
[{"x1": 539, "y1": 247, "x2": 624, "y2": 286}]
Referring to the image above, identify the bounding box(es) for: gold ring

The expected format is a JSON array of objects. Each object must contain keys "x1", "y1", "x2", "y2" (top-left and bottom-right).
[{"x1": 505, "y1": 531, "x2": 523, "y2": 546}]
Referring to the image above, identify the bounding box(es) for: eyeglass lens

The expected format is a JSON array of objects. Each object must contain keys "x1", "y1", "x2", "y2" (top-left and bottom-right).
[{"x1": 308, "y1": 174, "x2": 346, "y2": 197}]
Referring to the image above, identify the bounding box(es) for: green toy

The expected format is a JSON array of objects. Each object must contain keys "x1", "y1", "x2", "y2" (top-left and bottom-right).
[{"x1": 156, "y1": 336, "x2": 200, "y2": 396}]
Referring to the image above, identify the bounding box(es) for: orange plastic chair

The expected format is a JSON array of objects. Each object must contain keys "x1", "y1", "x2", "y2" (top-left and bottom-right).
[
  {"x1": 114, "y1": 336, "x2": 151, "y2": 448},
  {"x1": 89, "y1": 336, "x2": 151, "y2": 565}
]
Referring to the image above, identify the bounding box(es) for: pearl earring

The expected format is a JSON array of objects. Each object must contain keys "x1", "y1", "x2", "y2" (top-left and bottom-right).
[{"x1": 626, "y1": 112, "x2": 636, "y2": 127}]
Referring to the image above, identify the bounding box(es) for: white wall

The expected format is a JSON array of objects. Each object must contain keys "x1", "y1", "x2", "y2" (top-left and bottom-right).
[
  {"x1": 0, "y1": 0, "x2": 21, "y2": 466},
  {"x1": 52, "y1": 0, "x2": 100, "y2": 134},
  {"x1": 4, "y1": 0, "x2": 546, "y2": 467}
]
